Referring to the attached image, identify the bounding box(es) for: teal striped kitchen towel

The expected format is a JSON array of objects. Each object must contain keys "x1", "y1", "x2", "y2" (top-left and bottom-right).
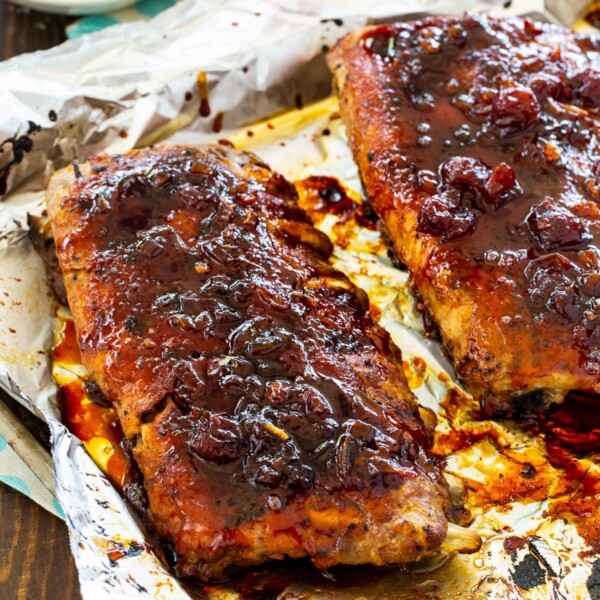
[
  {"x1": 66, "y1": 0, "x2": 177, "y2": 38},
  {"x1": 0, "y1": 433, "x2": 64, "y2": 519}
]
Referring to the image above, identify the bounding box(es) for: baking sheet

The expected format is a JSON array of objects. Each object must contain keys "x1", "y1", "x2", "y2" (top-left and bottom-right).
[{"x1": 0, "y1": 0, "x2": 598, "y2": 598}]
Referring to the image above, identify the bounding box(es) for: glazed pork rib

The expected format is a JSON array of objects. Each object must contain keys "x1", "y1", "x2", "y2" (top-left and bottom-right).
[
  {"x1": 46, "y1": 144, "x2": 454, "y2": 581},
  {"x1": 328, "y1": 15, "x2": 600, "y2": 414}
]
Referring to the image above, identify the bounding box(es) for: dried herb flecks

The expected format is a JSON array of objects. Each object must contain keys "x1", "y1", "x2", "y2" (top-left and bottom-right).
[{"x1": 0, "y1": 121, "x2": 42, "y2": 196}]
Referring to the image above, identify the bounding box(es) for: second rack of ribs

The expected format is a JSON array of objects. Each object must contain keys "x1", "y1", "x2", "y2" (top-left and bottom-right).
[{"x1": 328, "y1": 15, "x2": 600, "y2": 414}]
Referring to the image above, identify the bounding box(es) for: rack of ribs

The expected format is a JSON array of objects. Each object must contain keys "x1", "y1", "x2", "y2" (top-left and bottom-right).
[
  {"x1": 328, "y1": 15, "x2": 600, "y2": 415},
  {"x1": 46, "y1": 144, "x2": 476, "y2": 581}
]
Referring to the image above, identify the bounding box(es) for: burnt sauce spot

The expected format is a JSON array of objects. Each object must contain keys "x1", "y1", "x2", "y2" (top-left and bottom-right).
[
  {"x1": 106, "y1": 540, "x2": 146, "y2": 566},
  {"x1": 511, "y1": 553, "x2": 546, "y2": 590},
  {"x1": 586, "y1": 8, "x2": 600, "y2": 29},
  {"x1": 84, "y1": 379, "x2": 111, "y2": 407},
  {"x1": 588, "y1": 559, "x2": 600, "y2": 600},
  {"x1": 295, "y1": 175, "x2": 379, "y2": 230},
  {"x1": 320, "y1": 18, "x2": 343, "y2": 27},
  {"x1": 27, "y1": 121, "x2": 41, "y2": 135}
]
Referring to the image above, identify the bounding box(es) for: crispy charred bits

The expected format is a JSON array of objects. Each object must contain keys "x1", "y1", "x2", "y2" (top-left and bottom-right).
[
  {"x1": 328, "y1": 15, "x2": 600, "y2": 412},
  {"x1": 46, "y1": 144, "x2": 451, "y2": 581},
  {"x1": 588, "y1": 558, "x2": 600, "y2": 600}
]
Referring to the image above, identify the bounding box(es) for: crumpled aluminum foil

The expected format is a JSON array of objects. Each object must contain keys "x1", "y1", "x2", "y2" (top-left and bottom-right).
[{"x1": 0, "y1": 0, "x2": 595, "y2": 598}]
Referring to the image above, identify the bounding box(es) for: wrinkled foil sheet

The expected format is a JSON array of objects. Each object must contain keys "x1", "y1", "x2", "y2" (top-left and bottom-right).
[{"x1": 0, "y1": 0, "x2": 596, "y2": 598}]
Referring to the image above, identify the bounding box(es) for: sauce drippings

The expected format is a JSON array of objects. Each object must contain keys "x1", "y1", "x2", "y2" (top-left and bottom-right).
[
  {"x1": 197, "y1": 71, "x2": 211, "y2": 117},
  {"x1": 540, "y1": 392, "x2": 600, "y2": 457},
  {"x1": 436, "y1": 389, "x2": 550, "y2": 506},
  {"x1": 437, "y1": 384, "x2": 600, "y2": 553},
  {"x1": 212, "y1": 112, "x2": 224, "y2": 134},
  {"x1": 52, "y1": 318, "x2": 81, "y2": 364},
  {"x1": 537, "y1": 393, "x2": 600, "y2": 553},
  {"x1": 53, "y1": 317, "x2": 127, "y2": 488}
]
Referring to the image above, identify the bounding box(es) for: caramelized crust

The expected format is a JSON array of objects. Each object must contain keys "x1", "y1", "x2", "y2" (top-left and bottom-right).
[
  {"x1": 328, "y1": 15, "x2": 600, "y2": 413},
  {"x1": 46, "y1": 144, "x2": 449, "y2": 580}
]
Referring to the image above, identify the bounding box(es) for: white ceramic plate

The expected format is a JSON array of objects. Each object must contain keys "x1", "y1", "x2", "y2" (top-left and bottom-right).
[{"x1": 9, "y1": 0, "x2": 137, "y2": 15}]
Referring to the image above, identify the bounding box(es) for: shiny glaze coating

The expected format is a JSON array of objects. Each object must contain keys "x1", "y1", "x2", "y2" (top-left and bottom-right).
[
  {"x1": 328, "y1": 15, "x2": 600, "y2": 413},
  {"x1": 46, "y1": 144, "x2": 449, "y2": 581}
]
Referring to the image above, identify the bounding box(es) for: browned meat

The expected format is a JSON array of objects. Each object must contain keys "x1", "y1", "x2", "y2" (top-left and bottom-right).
[
  {"x1": 28, "y1": 212, "x2": 68, "y2": 304},
  {"x1": 328, "y1": 15, "x2": 600, "y2": 414},
  {"x1": 46, "y1": 144, "x2": 451, "y2": 581}
]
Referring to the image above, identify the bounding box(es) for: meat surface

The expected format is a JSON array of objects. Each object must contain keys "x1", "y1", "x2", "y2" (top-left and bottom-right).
[
  {"x1": 328, "y1": 15, "x2": 600, "y2": 414},
  {"x1": 46, "y1": 144, "x2": 450, "y2": 580}
]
